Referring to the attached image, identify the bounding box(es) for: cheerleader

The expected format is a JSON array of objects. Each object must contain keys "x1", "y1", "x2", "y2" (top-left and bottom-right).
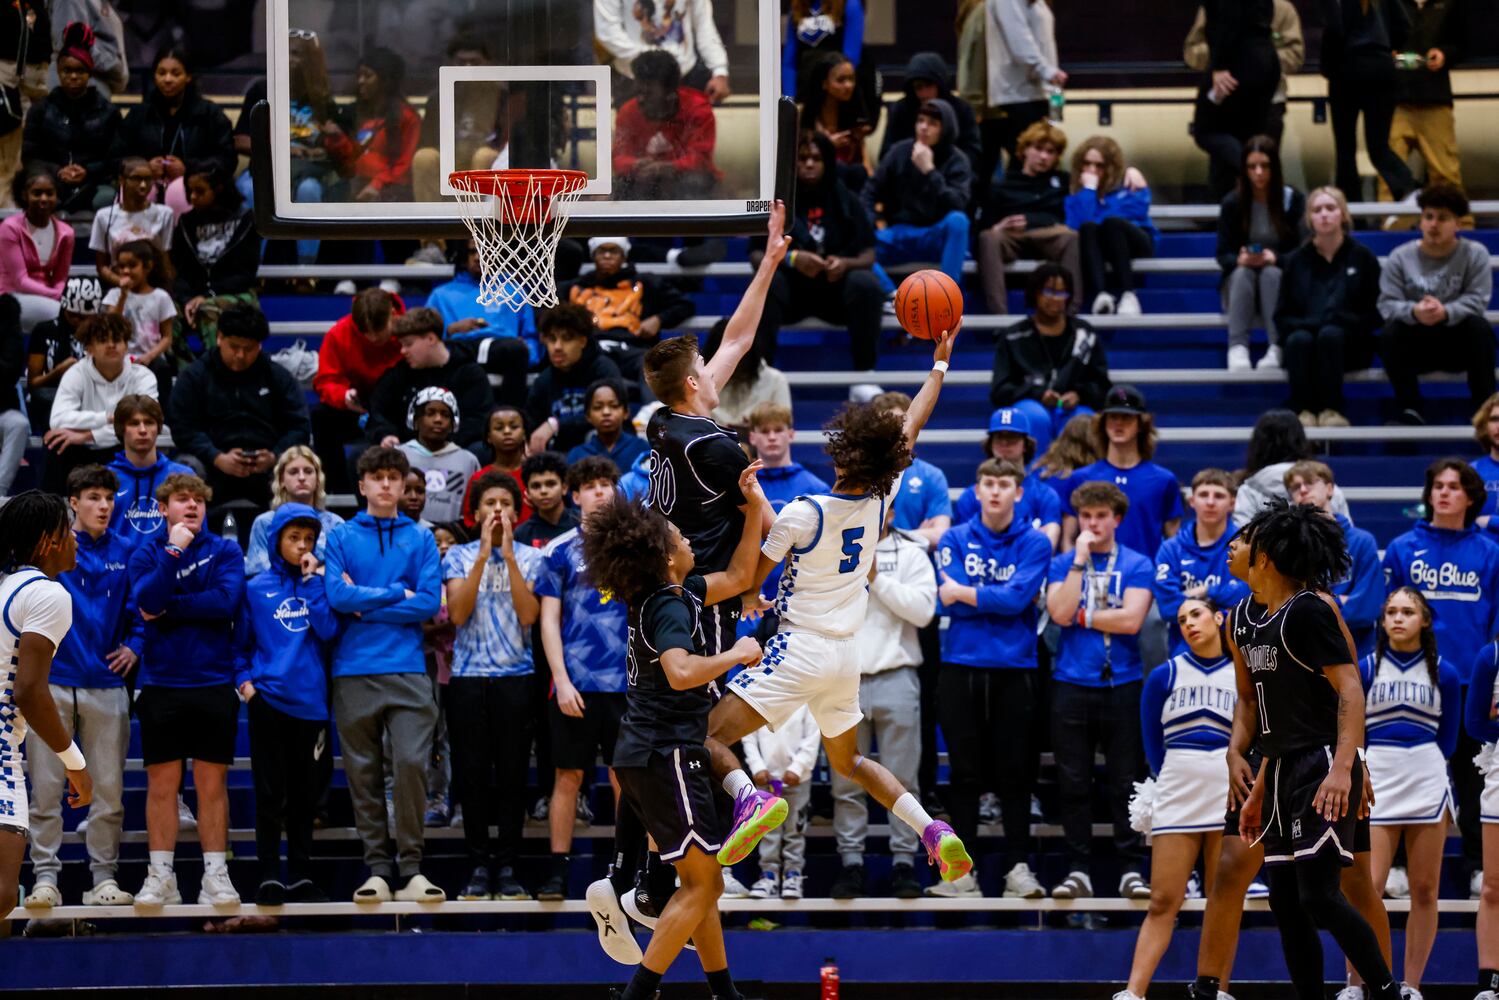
[
  {"x1": 1352, "y1": 588, "x2": 1460, "y2": 998},
  {"x1": 1116, "y1": 597, "x2": 1236, "y2": 1000},
  {"x1": 1464, "y1": 638, "x2": 1499, "y2": 1000}
]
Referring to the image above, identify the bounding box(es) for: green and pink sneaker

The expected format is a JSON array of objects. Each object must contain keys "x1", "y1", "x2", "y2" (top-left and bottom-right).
[
  {"x1": 716, "y1": 789, "x2": 788, "y2": 866},
  {"x1": 921, "y1": 820, "x2": 973, "y2": 883}
]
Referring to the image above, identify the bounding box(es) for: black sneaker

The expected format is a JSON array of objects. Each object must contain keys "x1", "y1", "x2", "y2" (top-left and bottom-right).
[
  {"x1": 889, "y1": 862, "x2": 922, "y2": 899},
  {"x1": 285, "y1": 879, "x2": 329, "y2": 903},
  {"x1": 459, "y1": 866, "x2": 492, "y2": 901},
  {"x1": 536, "y1": 872, "x2": 567, "y2": 901},
  {"x1": 255, "y1": 880, "x2": 286, "y2": 906},
  {"x1": 494, "y1": 866, "x2": 531, "y2": 901},
  {"x1": 631, "y1": 886, "x2": 660, "y2": 919},
  {"x1": 829, "y1": 863, "x2": 865, "y2": 900}
]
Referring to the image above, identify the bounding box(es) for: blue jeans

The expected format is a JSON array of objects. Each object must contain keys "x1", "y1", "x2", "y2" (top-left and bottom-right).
[
  {"x1": 239, "y1": 171, "x2": 323, "y2": 264},
  {"x1": 873, "y1": 210, "x2": 970, "y2": 293},
  {"x1": 1011, "y1": 398, "x2": 1095, "y2": 456}
]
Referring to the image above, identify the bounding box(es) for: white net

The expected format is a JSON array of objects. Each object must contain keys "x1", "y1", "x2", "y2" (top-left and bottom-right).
[{"x1": 449, "y1": 170, "x2": 588, "y2": 310}]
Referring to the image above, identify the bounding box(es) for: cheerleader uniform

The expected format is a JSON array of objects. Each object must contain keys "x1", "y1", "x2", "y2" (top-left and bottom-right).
[
  {"x1": 1464, "y1": 642, "x2": 1499, "y2": 823},
  {"x1": 1360, "y1": 647, "x2": 1460, "y2": 826},
  {"x1": 1140, "y1": 649, "x2": 1237, "y2": 835}
]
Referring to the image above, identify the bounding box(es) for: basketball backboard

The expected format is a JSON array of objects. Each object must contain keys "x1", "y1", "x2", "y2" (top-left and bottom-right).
[{"x1": 251, "y1": 0, "x2": 793, "y2": 238}]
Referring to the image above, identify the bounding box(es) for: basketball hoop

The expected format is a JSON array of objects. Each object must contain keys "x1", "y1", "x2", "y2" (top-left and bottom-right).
[{"x1": 448, "y1": 169, "x2": 589, "y2": 310}]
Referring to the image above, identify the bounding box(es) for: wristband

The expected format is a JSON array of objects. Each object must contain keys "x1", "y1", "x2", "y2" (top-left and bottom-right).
[
  {"x1": 164, "y1": 544, "x2": 184, "y2": 558},
  {"x1": 58, "y1": 740, "x2": 85, "y2": 771},
  {"x1": 1077, "y1": 607, "x2": 1088, "y2": 629},
  {"x1": 1070, "y1": 561, "x2": 1087, "y2": 573},
  {"x1": 932, "y1": 360, "x2": 949, "y2": 373}
]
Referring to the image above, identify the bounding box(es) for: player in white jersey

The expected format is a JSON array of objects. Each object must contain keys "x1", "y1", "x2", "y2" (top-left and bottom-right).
[
  {"x1": 0, "y1": 492, "x2": 92, "y2": 934},
  {"x1": 702, "y1": 327, "x2": 974, "y2": 887}
]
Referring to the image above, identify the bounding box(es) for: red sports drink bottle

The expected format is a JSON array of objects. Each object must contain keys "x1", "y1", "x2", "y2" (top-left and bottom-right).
[{"x1": 820, "y1": 957, "x2": 839, "y2": 999}]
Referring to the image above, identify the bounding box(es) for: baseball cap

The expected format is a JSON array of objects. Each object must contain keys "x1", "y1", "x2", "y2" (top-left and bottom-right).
[
  {"x1": 1100, "y1": 385, "x2": 1148, "y2": 416},
  {"x1": 987, "y1": 406, "x2": 1035, "y2": 440}
]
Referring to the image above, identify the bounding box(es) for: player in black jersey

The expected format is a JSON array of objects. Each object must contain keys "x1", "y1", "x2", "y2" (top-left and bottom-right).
[
  {"x1": 581, "y1": 466, "x2": 771, "y2": 1000},
  {"x1": 1224, "y1": 500, "x2": 1400, "y2": 1000}
]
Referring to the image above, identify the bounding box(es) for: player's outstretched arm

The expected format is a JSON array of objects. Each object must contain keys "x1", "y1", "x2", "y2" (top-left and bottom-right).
[
  {"x1": 705, "y1": 202, "x2": 792, "y2": 393},
  {"x1": 13, "y1": 633, "x2": 92, "y2": 807},
  {"x1": 705, "y1": 461, "x2": 773, "y2": 605},
  {"x1": 900, "y1": 322, "x2": 958, "y2": 452}
]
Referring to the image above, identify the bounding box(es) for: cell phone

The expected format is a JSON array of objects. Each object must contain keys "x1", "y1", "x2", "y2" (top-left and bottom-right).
[{"x1": 1247, "y1": 243, "x2": 1263, "y2": 255}]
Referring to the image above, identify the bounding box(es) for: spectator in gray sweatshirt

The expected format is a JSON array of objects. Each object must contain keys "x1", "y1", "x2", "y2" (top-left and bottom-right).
[{"x1": 1378, "y1": 184, "x2": 1495, "y2": 424}]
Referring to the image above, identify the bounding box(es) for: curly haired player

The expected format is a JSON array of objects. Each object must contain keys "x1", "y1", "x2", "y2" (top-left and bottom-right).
[{"x1": 704, "y1": 326, "x2": 974, "y2": 887}]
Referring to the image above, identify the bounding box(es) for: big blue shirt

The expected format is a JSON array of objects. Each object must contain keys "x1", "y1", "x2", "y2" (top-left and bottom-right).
[
  {"x1": 51, "y1": 528, "x2": 140, "y2": 689},
  {"x1": 534, "y1": 528, "x2": 628, "y2": 693},
  {"x1": 936, "y1": 515, "x2": 1052, "y2": 669},
  {"x1": 324, "y1": 512, "x2": 442, "y2": 678},
  {"x1": 129, "y1": 530, "x2": 247, "y2": 687},
  {"x1": 1063, "y1": 459, "x2": 1184, "y2": 559},
  {"x1": 953, "y1": 469, "x2": 1063, "y2": 535},
  {"x1": 1047, "y1": 543, "x2": 1155, "y2": 688},
  {"x1": 1383, "y1": 520, "x2": 1499, "y2": 685},
  {"x1": 442, "y1": 539, "x2": 544, "y2": 679},
  {"x1": 890, "y1": 456, "x2": 951, "y2": 532},
  {"x1": 425, "y1": 270, "x2": 540, "y2": 367}
]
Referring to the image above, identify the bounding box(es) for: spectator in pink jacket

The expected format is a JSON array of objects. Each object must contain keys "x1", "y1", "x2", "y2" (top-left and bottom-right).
[{"x1": 0, "y1": 166, "x2": 75, "y2": 332}]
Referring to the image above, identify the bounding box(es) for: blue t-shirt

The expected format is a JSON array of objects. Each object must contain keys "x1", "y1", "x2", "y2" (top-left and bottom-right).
[
  {"x1": 441, "y1": 540, "x2": 544, "y2": 678},
  {"x1": 534, "y1": 528, "x2": 628, "y2": 693},
  {"x1": 1475, "y1": 454, "x2": 1499, "y2": 518},
  {"x1": 1063, "y1": 459, "x2": 1184, "y2": 559},
  {"x1": 891, "y1": 456, "x2": 952, "y2": 532},
  {"x1": 1047, "y1": 544, "x2": 1155, "y2": 688}
]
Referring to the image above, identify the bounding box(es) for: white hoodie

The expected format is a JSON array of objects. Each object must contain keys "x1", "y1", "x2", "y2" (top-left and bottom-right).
[
  {"x1": 742, "y1": 705, "x2": 821, "y2": 782},
  {"x1": 594, "y1": 0, "x2": 730, "y2": 78},
  {"x1": 853, "y1": 529, "x2": 937, "y2": 676},
  {"x1": 49, "y1": 356, "x2": 158, "y2": 449}
]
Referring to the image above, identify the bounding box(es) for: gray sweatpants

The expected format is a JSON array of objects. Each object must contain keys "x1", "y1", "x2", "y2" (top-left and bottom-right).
[
  {"x1": 831, "y1": 666, "x2": 922, "y2": 867},
  {"x1": 0, "y1": 408, "x2": 28, "y2": 496},
  {"x1": 755, "y1": 777, "x2": 811, "y2": 875},
  {"x1": 333, "y1": 672, "x2": 437, "y2": 879},
  {"x1": 25, "y1": 684, "x2": 130, "y2": 886},
  {"x1": 1223, "y1": 264, "x2": 1283, "y2": 350}
]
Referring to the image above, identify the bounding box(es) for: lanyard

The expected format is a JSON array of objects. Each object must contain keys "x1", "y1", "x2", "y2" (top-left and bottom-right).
[{"x1": 1084, "y1": 546, "x2": 1120, "y2": 683}]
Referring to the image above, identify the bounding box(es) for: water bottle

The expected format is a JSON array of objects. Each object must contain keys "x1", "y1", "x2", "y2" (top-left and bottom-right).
[
  {"x1": 222, "y1": 510, "x2": 238, "y2": 541},
  {"x1": 1046, "y1": 85, "x2": 1065, "y2": 123},
  {"x1": 820, "y1": 958, "x2": 840, "y2": 1000}
]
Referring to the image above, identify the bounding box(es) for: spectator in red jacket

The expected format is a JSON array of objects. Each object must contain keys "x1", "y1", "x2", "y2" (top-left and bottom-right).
[
  {"x1": 612, "y1": 50, "x2": 721, "y2": 201},
  {"x1": 324, "y1": 46, "x2": 421, "y2": 203},
  {"x1": 311, "y1": 288, "x2": 405, "y2": 495}
]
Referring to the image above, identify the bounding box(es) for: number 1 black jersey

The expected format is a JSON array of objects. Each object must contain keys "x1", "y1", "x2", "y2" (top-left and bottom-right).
[{"x1": 1230, "y1": 591, "x2": 1354, "y2": 759}]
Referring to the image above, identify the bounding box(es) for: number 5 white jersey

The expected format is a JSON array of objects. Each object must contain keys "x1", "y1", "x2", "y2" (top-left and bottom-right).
[{"x1": 760, "y1": 474, "x2": 902, "y2": 639}]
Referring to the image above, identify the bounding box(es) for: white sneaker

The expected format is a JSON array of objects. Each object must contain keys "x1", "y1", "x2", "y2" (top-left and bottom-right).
[
  {"x1": 197, "y1": 868, "x2": 240, "y2": 906},
  {"x1": 82, "y1": 879, "x2": 134, "y2": 905},
  {"x1": 1257, "y1": 344, "x2": 1284, "y2": 370},
  {"x1": 1113, "y1": 992, "x2": 1145, "y2": 1000},
  {"x1": 354, "y1": 874, "x2": 392, "y2": 903},
  {"x1": 1246, "y1": 878, "x2": 1269, "y2": 899},
  {"x1": 24, "y1": 881, "x2": 60, "y2": 908},
  {"x1": 1051, "y1": 870, "x2": 1093, "y2": 899},
  {"x1": 1003, "y1": 862, "x2": 1045, "y2": 899},
  {"x1": 748, "y1": 872, "x2": 779, "y2": 899},
  {"x1": 1400, "y1": 984, "x2": 1423, "y2": 1000},
  {"x1": 1385, "y1": 865, "x2": 1410, "y2": 899},
  {"x1": 333, "y1": 280, "x2": 357, "y2": 296},
  {"x1": 394, "y1": 873, "x2": 445, "y2": 902},
  {"x1": 1091, "y1": 292, "x2": 1116, "y2": 315},
  {"x1": 1226, "y1": 345, "x2": 1252, "y2": 371},
  {"x1": 135, "y1": 870, "x2": 181, "y2": 907},
  {"x1": 177, "y1": 795, "x2": 196, "y2": 831},
  {"x1": 585, "y1": 878, "x2": 643, "y2": 966},
  {"x1": 1473, "y1": 870, "x2": 1484, "y2": 899},
  {"x1": 924, "y1": 872, "x2": 981, "y2": 897},
  {"x1": 1116, "y1": 291, "x2": 1142, "y2": 316},
  {"x1": 1119, "y1": 870, "x2": 1151, "y2": 899},
  {"x1": 720, "y1": 867, "x2": 751, "y2": 898},
  {"x1": 780, "y1": 871, "x2": 803, "y2": 900},
  {"x1": 1335, "y1": 988, "x2": 1364, "y2": 1000}
]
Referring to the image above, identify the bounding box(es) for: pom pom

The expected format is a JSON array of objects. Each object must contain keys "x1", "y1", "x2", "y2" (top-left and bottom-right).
[{"x1": 1128, "y1": 777, "x2": 1158, "y2": 836}]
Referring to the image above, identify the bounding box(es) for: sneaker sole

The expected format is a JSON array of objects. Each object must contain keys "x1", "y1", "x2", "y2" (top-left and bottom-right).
[
  {"x1": 1004, "y1": 888, "x2": 1045, "y2": 899},
  {"x1": 715, "y1": 796, "x2": 788, "y2": 866},
  {"x1": 934, "y1": 833, "x2": 973, "y2": 883},
  {"x1": 585, "y1": 880, "x2": 643, "y2": 966},
  {"x1": 135, "y1": 895, "x2": 182, "y2": 907}
]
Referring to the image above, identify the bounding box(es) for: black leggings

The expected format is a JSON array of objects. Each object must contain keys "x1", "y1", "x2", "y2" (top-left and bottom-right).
[
  {"x1": 248, "y1": 696, "x2": 326, "y2": 884},
  {"x1": 1077, "y1": 217, "x2": 1155, "y2": 300},
  {"x1": 448, "y1": 675, "x2": 533, "y2": 870},
  {"x1": 937, "y1": 665, "x2": 1037, "y2": 868},
  {"x1": 1328, "y1": 56, "x2": 1417, "y2": 202},
  {"x1": 1266, "y1": 859, "x2": 1397, "y2": 999}
]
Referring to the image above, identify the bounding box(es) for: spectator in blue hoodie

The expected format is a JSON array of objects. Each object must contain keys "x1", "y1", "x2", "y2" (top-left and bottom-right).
[
  {"x1": 324, "y1": 446, "x2": 444, "y2": 905},
  {"x1": 1045, "y1": 480, "x2": 1155, "y2": 901},
  {"x1": 426, "y1": 238, "x2": 539, "y2": 370},
  {"x1": 1064, "y1": 135, "x2": 1157, "y2": 316},
  {"x1": 565, "y1": 378, "x2": 649, "y2": 471},
  {"x1": 619, "y1": 448, "x2": 652, "y2": 502},
  {"x1": 1285, "y1": 460, "x2": 1382, "y2": 657},
  {"x1": 444, "y1": 469, "x2": 545, "y2": 902},
  {"x1": 1384, "y1": 457, "x2": 1499, "y2": 894},
  {"x1": 1472, "y1": 392, "x2": 1499, "y2": 523},
  {"x1": 25, "y1": 465, "x2": 140, "y2": 908},
  {"x1": 105, "y1": 393, "x2": 191, "y2": 549},
  {"x1": 236, "y1": 503, "x2": 339, "y2": 907},
  {"x1": 128, "y1": 472, "x2": 246, "y2": 908},
  {"x1": 953, "y1": 406, "x2": 1062, "y2": 549},
  {"x1": 1152, "y1": 468, "x2": 1249, "y2": 650},
  {"x1": 935, "y1": 457, "x2": 1053, "y2": 899}
]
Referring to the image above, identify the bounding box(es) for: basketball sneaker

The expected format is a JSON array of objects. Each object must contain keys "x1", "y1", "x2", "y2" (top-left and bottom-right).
[
  {"x1": 135, "y1": 870, "x2": 181, "y2": 907},
  {"x1": 923, "y1": 872, "x2": 981, "y2": 898},
  {"x1": 717, "y1": 788, "x2": 787, "y2": 866},
  {"x1": 1474, "y1": 992, "x2": 1499, "y2": 1000},
  {"x1": 1334, "y1": 987, "x2": 1363, "y2": 1000},
  {"x1": 1002, "y1": 862, "x2": 1044, "y2": 899},
  {"x1": 780, "y1": 871, "x2": 803, "y2": 900},
  {"x1": 1385, "y1": 866, "x2": 1410, "y2": 899},
  {"x1": 622, "y1": 888, "x2": 696, "y2": 952},
  {"x1": 748, "y1": 871, "x2": 779, "y2": 899},
  {"x1": 1400, "y1": 985, "x2": 1423, "y2": 1000},
  {"x1": 198, "y1": 869, "x2": 240, "y2": 906},
  {"x1": 920, "y1": 820, "x2": 973, "y2": 883},
  {"x1": 1119, "y1": 871, "x2": 1151, "y2": 900},
  {"x1": 586, "y1": 877, "x2": 643, "y2": 966}
]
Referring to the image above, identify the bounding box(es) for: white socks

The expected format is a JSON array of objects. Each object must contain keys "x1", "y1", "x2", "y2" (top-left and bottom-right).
[
  {"x1": 203, "y1": 851, "x2": 228, "y2": 875},
  {"x1": 891, "y1": 792, "x2": 935, "y2": 834},
  {"x1": 149, "y1": 850, "x2": 174, "y2": 875},
  {"x1": 723, "y1": 770, "x2": 754, "y2": 802}
]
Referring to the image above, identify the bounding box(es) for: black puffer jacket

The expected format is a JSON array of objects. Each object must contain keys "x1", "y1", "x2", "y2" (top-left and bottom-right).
[
  {"x1": 989, "y1": 316, "x2": 1111, "y2": 410},
  {"x1": 118, "y1": 82, "x2": 235, "y2": 177},
  {"x1": 171, "y1": 206, "x2": 260, "y2": 300},
  {"x1": 22, "y1": 87, "x2": 121, "y2": 186}
]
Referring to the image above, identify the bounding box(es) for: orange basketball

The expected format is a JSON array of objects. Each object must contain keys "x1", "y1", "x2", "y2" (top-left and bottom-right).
[{"x1": 894, "y1": 269, "x2": 963, "y2": 341}]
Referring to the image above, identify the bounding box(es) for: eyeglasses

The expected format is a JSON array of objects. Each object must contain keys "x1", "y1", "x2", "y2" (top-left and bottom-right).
[
  {"x1": 1039, "y1": 289, "x2": 1071, "y2": 300},
  {"x1": 289, "y1": 28, "x2": 319, "y2": 41}
]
